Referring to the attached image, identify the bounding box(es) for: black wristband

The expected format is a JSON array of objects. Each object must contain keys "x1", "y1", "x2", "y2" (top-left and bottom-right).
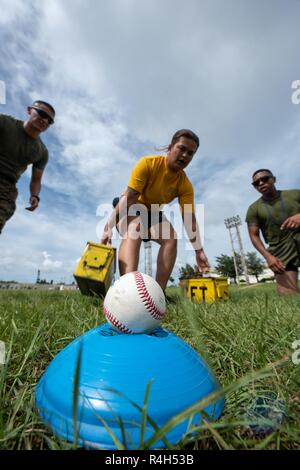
[{"x1": 31, "y1": 195, "x2": 40, "y2": 202}]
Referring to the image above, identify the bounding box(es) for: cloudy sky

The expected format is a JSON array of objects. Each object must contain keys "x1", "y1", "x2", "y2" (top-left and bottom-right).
[{"x1": 0, "y1": 0, "x2": 300, "y2": 284}]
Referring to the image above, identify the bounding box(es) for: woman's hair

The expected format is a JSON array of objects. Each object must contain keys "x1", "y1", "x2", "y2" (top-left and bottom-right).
[
  {"x1": 157, "y1": 129, "x2": 200, "y2": 152},
  {"x1": 170, "y1": 129, "x2": 199, "y2": 148}
]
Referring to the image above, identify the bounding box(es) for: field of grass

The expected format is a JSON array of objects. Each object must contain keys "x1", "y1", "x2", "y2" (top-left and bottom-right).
[{"x1": 0, "y1": 283, "x2": 299, "y2": 450}]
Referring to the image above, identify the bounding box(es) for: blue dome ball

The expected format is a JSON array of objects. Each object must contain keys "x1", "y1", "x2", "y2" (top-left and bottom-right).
[{"x1": 35, "y1": 324, "x2": 224, "y2": 449}]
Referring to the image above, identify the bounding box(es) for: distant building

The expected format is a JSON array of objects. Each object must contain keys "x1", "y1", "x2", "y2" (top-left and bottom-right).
[{"x1": 0, "y1": 282, "x2": 78, "y2": 291}]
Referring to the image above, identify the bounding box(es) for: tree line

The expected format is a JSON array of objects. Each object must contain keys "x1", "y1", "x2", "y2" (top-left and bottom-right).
[{"x1": 179, "y1": 252, "x2": 269, "y2": 283}]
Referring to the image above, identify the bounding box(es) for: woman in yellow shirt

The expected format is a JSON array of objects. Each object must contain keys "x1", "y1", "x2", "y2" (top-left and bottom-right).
[{"x1": 101, "y1": 129, "x2": 210, "y2": 290}]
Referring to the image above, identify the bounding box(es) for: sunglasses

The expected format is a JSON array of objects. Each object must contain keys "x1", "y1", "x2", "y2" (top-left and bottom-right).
[
  {"x1": 252, "y1": 175, "x2": 272, "y2": 187},
  {"x1": 30, "y1": 107, "x2": 54, "y2": 125}
]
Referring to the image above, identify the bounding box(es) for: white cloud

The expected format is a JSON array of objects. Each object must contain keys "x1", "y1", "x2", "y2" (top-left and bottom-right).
[
  {"x1": 0, "y1": 0, "x2": 30, "y2": 24},
  {"x1": 32, "y1": 0, "x2": 299, "y2": 153},
  {"x1": 0, "y1": 195, "x2": 99, "y2": 283},
  {"x1": 41, "y1": 251, "x2": 62, "y2": 271}
]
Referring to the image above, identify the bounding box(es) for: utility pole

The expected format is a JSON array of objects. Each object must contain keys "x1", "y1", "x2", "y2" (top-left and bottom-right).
[
  {"x1": 226, "y1": 223, "x2": 240, "y2": 285},
  {"x1": 235, "y1": 218, "x2": 250, "y2": 285},
  {"x1": 224, "y1": 215, "x2": 250, "y2": 285}
]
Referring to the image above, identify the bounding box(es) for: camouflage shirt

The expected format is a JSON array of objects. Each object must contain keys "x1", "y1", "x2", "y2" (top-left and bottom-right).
[
  {"x1": 246, "y1": 189, "x2": 300, "y2": 265},
  {"x1": 0, "y1": 114, "x2": 48, "y2": 183}
]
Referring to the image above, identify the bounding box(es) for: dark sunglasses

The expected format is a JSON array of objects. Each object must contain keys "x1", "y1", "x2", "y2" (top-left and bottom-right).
[
  {"x1": 30, "y1": 107, "x2": 54, "y2": 125},
  {"x1": 252, "y1": 175, "x2": 272, "y2": 187}
]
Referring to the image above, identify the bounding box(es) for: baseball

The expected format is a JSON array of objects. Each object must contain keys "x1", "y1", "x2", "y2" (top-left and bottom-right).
[{"x1": 103, "y1": 271, "x2": 166, "y2": 334}]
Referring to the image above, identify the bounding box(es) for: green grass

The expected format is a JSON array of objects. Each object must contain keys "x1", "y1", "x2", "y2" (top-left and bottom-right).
[{"x1": 0, "y1": 284, "x2": 299, "y2": 450}]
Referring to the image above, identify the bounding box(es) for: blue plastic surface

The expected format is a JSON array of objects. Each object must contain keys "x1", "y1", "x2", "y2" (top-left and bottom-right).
[{"x1": 35, "y1": 324, "x2": 224, "y2": 449}]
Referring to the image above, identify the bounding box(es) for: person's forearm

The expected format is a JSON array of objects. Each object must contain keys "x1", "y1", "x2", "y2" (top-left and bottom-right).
[
  {"x1": 250, "y1": 234, "x2": 270, "y2": 260},
  {"x1": 30, "y1": 179, "x2": 41, "y2": 197},
  {"x1": 280, "y1": 213, "x2": 300, "y2": 230},
  {"x1": 183, "y1": 212, "x2": 203, "y2": 251}
]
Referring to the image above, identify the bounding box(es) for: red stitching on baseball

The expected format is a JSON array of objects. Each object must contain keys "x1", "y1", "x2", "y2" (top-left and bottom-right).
[
  {"x1": 133, "y1": 272, "x2": 165, "y2": 320},
  {"x1": 103, "y1": 305, "x2": 134, "y2": 334}
]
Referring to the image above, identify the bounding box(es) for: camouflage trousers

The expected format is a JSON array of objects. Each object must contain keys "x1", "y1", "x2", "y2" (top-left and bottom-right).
[{"x1": 0, "y1": 176, "x2": 18, "y2": 233}]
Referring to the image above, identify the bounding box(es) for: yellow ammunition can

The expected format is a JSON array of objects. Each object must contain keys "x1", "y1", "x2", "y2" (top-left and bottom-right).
[
  {"x1": 179, "y1": 277, "x2": 229, "y2": 303},
  {"x1": 74, "y1": 242, "x2": 116, "y2": 297}
]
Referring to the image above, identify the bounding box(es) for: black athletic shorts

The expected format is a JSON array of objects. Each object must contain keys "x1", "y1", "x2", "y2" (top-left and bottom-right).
[
  {"x1": 285, "y1": 260, "x2": 299, "y2": 272},
  {"x1": 140, "y1": 210, "x2": 164, "y2": 242},
  {"x1": 112, "y1": 196, "x2": 164, "y2": 242}
]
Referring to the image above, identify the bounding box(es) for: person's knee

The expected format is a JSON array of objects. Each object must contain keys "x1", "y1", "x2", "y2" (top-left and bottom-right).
[
  {"x1": 277, "y1": 285, "x2": 299, "y2": 296},
  {"x1": 172, "y1": 237, "x2": 178, "y2": 249},
  {"x1": 276, "y1": 272, "x2": 299, "y2": 295},
  {"x1": 164, "y1": 236, "x2": 177, "y2": 251}
]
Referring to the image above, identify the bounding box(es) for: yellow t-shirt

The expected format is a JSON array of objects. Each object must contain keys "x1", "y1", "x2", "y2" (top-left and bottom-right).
[{"x1": 127, "y1": 156, "x2": 195, "y2": 213}]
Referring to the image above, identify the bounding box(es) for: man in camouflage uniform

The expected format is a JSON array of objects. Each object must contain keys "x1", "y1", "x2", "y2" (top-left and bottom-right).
[
  {"x1": 0, "y1": 100, "x2": 55, "y2": 233},
  {"x1": 246, "y1": 169, "x2": 300, "y2": 295}
]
